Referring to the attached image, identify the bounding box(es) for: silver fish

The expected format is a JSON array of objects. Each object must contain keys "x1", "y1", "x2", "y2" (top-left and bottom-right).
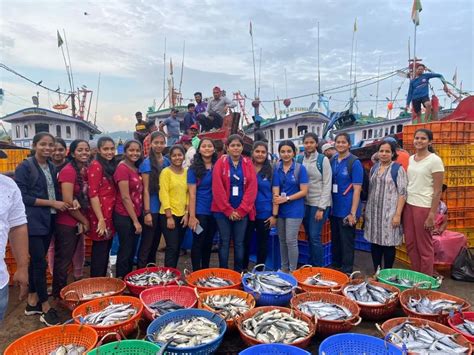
[
  {"x1": 49, "y1": 344, "x2": 86, "y2": 355},
  {"x1": 344, "y1": 282, "x2": 397, "y2": 305},
  {"x1": 196, "y1": 276, "x2": 234, "y2": 288},
  {"x1": 297, "y1": 301, "x2": 352, "y2": 321},
  {"x1": 407, "y1": 297, "x2": 462, "y2": 315},
  {"x1": 81, "y1": 303, "x2": 137, "y2": 326},
  {"x1": 81, "y1": 290, "x2": 115, "y2": 301},
  {"x1": 203, "y1": 294, "x2": 250, "y2": 320},
  {"x1": 386, "y1": 275, "x2": 416, "y2": 287},
  {"x1": 456, "y1": 318, "x2": 474, "y2": 336},
  {"x1": 126, "y1": 269, "x2": 178, "y2": 286},
  {"x1": 304, "y1": 274, "x2": 338, "y2": 287},
  {"x1": 148, "y1": 299, "x2": 184, "y2": 316},
  {"x1": 244, "y1": 273, "x2": 294, "y2": 294}
]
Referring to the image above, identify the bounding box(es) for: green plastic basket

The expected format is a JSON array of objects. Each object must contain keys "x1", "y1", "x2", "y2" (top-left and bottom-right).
[
  {"x1": 375, "y1": 268, "x2": 442, "y2": 291},
  {"x1": 87, "y1": 339, "x2": 160, "y2": 354}
]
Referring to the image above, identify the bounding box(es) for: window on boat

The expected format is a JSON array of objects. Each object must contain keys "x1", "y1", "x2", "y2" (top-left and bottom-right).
[
  {"x1": 15, "y1": 125, "x2": 20, "y2": 138},
  {"x1": 390, "y1": 125, "x2": 395, "y2": 134},
  {"x1": 379, "y1": 128, "x2": 383, "y2": 137},
  {"x1": 297, "y1": 125, "x2": 308, "y2": 136},
  {"x1": 288, "y1": 128, "x2": 293, "y2": 138},
  {"x1": 35, "y1": 123, "x2": 49, "y2": 134},
  {"x1": 317, "y1": 126, "x2": 321, "y2": 136},
  {"x1": 66, "y1": 126, "x2": 72, "y2": 138},
  {"x1": 396, "y1": 124, "x2": 403, "y2": 133},
  {"x1": 385, "y1": 128, "x2": 389, "y2": 136},
  {"x1": 279, "y1": 129, "x2": 284, "y2": 139},
  {"x1": 368, "y1": 129, "x2": 373, "y2": 138},
  {"x1": 56, "y1": 125, "x2": 62, "y2": 137},
  {"x1": 24, "y1": 125, "x2": 28, "y2": 138},
  {"x1": 363, "y1": 130, "x2": 367, "y2": 139}
]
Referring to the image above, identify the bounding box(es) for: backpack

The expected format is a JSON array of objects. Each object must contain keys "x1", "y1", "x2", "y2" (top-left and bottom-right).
[
  {"x1": 296, "y1": 153, "x2": 324, "y2": 175},
  {"x1": 370, "y1": 162, "x2": 402, "y2": 190},
  {"x1": 331, "y1": 154, "x2": 370, "y2": 201}
]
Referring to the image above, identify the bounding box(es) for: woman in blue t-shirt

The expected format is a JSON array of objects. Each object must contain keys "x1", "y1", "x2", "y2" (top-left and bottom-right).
[
  {"x1": 273, "y1": 140, "x2": 309, "y2": 272},
  {"x1": 243, "y1": 141, "x2": 276, "y2": 269},
  {"x1": 138, "y1": 131, "x2": 169, "y2": 268},
  {"x1": 187, "y1": 138, "x2": 218, "y2": 270}
]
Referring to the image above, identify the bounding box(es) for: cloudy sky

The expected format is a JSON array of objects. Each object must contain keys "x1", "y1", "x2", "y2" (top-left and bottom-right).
[{"x1": 1, "y1": 0, "x2": 472, "y2": 133}]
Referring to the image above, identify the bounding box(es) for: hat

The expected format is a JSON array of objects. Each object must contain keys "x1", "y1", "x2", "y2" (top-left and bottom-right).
[
  {"x1": 321, "y1": 143, "x2": 335, "y2": 153},
  {"x1": 190, "y1": 124, "x2": 199, "y2": 130},
  {"x1": 178, "y1": 135, "x2": 192, "y2": 144},
  {"x1": 213, "y1": 86, "x2": 221, "y2": 92}
]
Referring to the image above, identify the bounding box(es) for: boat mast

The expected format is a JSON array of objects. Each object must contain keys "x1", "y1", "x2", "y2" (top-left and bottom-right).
[
  {"x1": 162, "y1": 37, "x2": 167, "y2": 107},
  {"x1": 93, "y1": 72, "x2": 101, "y2": 125},
  {"x1": 317, "y1": 21, "x2": 321, "y2": 110},
  {"x1": 178, "y1": 40, "x2": 185, "y2": 104},
  {"x1": 348, "y1": 18, "x2": 357, "y2": 112}
]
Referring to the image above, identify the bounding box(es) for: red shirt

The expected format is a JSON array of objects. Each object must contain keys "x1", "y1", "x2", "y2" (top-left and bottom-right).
[
  {"x1": 87, "y1": 160, "x2": 116, "y2": 241},
  {"x1": 56, "y1": 163, "x2": 88, "y2": 227},
  {"x1": 113, "y1": 163, "x2": 143, "y2": 217},
  {"x1": 142, "y1": 134, "x2": 151, "y2": 157}
]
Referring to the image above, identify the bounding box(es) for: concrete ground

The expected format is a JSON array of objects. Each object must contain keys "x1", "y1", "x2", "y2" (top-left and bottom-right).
[{"x1": 2, "y1": 250, "x2": 473, "y2": 354}]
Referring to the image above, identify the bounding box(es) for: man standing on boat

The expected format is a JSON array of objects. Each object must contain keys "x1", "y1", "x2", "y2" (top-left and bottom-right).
[
  {"x1": 406, "y1": 64, "x2": 449, "y2": 123},
  {"x1": 134, "y1": 111, "x2": 148, "y2": 143},
  {"x1": 199, "y1": 86, "x2": 236, "y2": 132},
  {"x1": 159, "y1": 108, "x2": 181, "y2": 146}
]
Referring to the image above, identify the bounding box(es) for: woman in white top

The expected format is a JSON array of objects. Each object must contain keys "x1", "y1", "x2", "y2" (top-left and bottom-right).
[{"x1": 402, "y1": 128, "x2": 444, "y2": 276}]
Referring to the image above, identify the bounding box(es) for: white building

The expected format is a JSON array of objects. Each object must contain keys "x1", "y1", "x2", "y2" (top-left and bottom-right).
[{"x1": 2, "y1": 107, "x2": 101, "y2": 148}]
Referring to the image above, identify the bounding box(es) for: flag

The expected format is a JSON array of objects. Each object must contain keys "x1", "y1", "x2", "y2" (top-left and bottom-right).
[
  {"x1": 452, "y1": 67, "x2": 457, "y2": 86},
  {"x1": 353, "y1": 18, "x2": 357, "y2": 32},
  {"x1": 249, "y1": 21, "x2": 253, "y2": 36},
  {"x1": 57, "y1": 30, "x2": 64, "y2": 47},
  {"x1": 411, "y1": 0, "x2": 422, "y2": 26}
]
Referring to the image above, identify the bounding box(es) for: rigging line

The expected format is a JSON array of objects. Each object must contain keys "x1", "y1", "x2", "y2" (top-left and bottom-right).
[{"x1": 1, "y1": 89, "x2": 32, "y2": 104}]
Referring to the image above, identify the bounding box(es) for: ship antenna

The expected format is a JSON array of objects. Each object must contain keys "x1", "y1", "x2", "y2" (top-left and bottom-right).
[
  {"x1": 178, "y1": 40, "x2": 185, "y2": 104},
  {"x1": 317, "y1": 21, "x2": 321, "y2": 110},
  {"x1": 162, "y1": 37, "x2": 167, "y2": 106},
  {"x1": 94, "y1": 72, "x2": 101, "y2": 125}
]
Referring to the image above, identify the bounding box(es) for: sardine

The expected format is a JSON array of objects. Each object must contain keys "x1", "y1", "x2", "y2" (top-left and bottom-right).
[
  {"x1": 297, "y1": 301, "x2": 352, "y2": 321},
  {"x1": 407, "y1": 296, "x2": 462, "y2": 315},
  {"x1": 126, "y1": 269, "x2": 178, "y2": 286},
  {"x1": 81, "y1": 303, "x2": 137, "y2": 326},
  {"x1": 244, "y1": 273, "x2": 294, "y2": 295},
  {"x1": 344, "y1": 282, "x2": 397, "y2": 305},
  {"x1": 202, "y1": 294, "x2": 250, "y2": 320},
  {"x1": 303, "y1": 274, "x2": 338, "y2": 287},
  {"x1": 148, "y1": 299, "x2": 184, "y2": 317},
  {"x1": 386, "y1": 275, "x2": 416, "y2": 287},
  {"x1": 49, "y1": 344, "x2": 86, "y2": 355},
  {"x1": 81, "y1": 291, "x2": 115, "y2": 301},
  {"x1": 196, "y1": 276, "x2": 234, "y2": 288},
  {"x1": 456, "y1": 318, "x2": 474, "y2": 336}
]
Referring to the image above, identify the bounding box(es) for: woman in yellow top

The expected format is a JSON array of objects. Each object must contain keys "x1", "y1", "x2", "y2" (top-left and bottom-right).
[{"x1": 159, "y1": 145, "x2": 189, "y2": 267}]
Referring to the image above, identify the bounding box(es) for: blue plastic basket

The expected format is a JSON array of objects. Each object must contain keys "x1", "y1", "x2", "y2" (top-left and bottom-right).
[
  {"x1": 242, "y1": 270, "x2": 297, "y2": 306},
  {"x1": 239, "y1": 343, "x2": 311, "y2": 355},
  {"x1": 355, "y1": 229, "x2": 371, "y2": 252},
  {"x1": 146, "y1": 309, "x2": 227, "y2": 355},
  {"x1": 319, "y1": 333, "x2": 403, "y2": 355}
]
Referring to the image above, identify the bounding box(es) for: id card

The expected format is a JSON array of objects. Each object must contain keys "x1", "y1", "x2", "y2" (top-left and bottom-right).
[
  {"x1": 332, "y1": 184, "x2": 338, "y2": 193},
  {"x1": 232, "y1": 186, "x2": 239, "y2": 196}
]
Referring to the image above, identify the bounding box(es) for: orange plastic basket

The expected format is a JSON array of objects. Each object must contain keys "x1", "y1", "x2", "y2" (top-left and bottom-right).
[
  {"x1": 184, "y1": 268, "x2": 242, "y2": 293},
  {"x1": 72, "y1": 295, "x2": 143, "y2": 338},
  {"x1": 4, "y1": 324, "x2": 98, "y2": 355},
  {"x1": 292, "y1": 266, "x2": 349, "y2": 293}
]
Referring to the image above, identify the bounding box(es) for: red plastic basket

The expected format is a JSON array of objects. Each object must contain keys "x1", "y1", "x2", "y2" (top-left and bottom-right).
[
  {"x1": 124, "y1": 266, "x2": 181, "y2": 296},
  {"x1": 448, "y1": 311, "x2": 474, "y2": 343},
  {"x1": 184, "y1": 268, "x2": 242, "y2": 293}
]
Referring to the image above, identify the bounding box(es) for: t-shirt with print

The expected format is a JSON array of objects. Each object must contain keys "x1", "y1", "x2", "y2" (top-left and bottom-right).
[
  {"x1": 139, "y1": 156, "x2": 170, "y2": 213},
  {"x1": 114, "y1": 163, "x2": 144, "y2": 217},
  {"x1": 56, "y1": 163, "x2": 88, "y2": 226}
]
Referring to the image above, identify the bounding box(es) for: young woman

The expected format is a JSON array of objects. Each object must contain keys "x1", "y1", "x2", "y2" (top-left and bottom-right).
[
  {"x1": 403, "y1": 129, "x2": 444, "y2": 276},
  {"x1": 51, "y1": 138, "x2": 68, "y2": 171},
  {"x1": 364, "y1": 140, "x2": 407, "y2": 270},
  {"x1": 212, "y1": 135, "x2": 257, "y2": 272},
  {"x1": 138, "y1": 131, "x2": 169, "y2": 268},
  {"x1": 188, "y1": 138, "x2": 218, "y2": 270},
  {"x1": 273, "y1": 140, "x2": 309, "y2": 272},
  {"x1": 53, "y1": 139, "x2": 90, "y2": 298},
  {"x1": 159, "y1": 145, "x2": 189, "y2": 268},
  {"x1": 299, "y1": 133, "x2": 332, "y2": 267},
  {"x1": 15, "y1": 133, "x2": 66, "y2": 326},
  {"x1": 243, "y1": 141, "x2": 275, "y2": 269},
  {"x1": 113, "y1": 140, "x2": 143, "y2": 278},
  {"x1": 330, "y1": 133, "x2": 363, "y2": 274},
  {"x1": 87, "y1": 137, "x2": 117, "y2": 277}
]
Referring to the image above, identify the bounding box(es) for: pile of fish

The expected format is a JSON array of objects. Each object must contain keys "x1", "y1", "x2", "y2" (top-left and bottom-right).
[
  {"x1": 151, "y1": 316, "x2": 220, "y2": 348},
  {"x1": 81, "y1": 303, "x2": 137, "y2": 326},
  {"x1": 240, "y1": 309, "x2": 310, "y2": 344},
  {"x1": 244, "y1": 273, "x2": 294, "y2": 294},
  {"x1": 386, "y1": 275, "x2": 417, "y2": 288},
  {"x1": 195, "y1": 275, "x2": 234, "y2": 288},
  {"x1": 344, "y1": 282, "x2": 397, "y2": 305},
  {"x1": 406, "y1": 297, "x2": 463, "y2": 315},
  {"x1": 49, "y1": 344, "x2": 86, "y2": 355},
  {"x1": 304, "y1": 274, "x2": 338, "y2": 287},
  {"x1": 148, "y1": 299, "x2": 184, "y2": 316},
  {"x1": 81, "y1": 291, "x2": 115, "y2": 301},
  {"x1": 297, "y1": 301, "x2": 353, "y2": 321},
  {"x1": 387, "y1": 320, "x2": 470, "y2": 353},
  {"x1": 126, "y1": 269, "x2": 178, "y2": 286},
  {"x1": 202, "y1": 294, "x2": 251, "y2": 320},
  {"x1": 455, "y1": 318, "x2": 474, "y2": 336}
]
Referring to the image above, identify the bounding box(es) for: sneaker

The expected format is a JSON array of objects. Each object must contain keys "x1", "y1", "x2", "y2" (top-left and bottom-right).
[
  {"x1": 25, "y1": 303, "x2": 42, "y2": 316},
  {"x1": 40, "y1": 308, "x2": 60, "y2": 326}
]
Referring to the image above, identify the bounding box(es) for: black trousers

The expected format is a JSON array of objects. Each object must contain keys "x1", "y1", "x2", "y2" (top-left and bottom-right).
[
  {"x1": 243, "y1": 218, "x2": 269, "y2": 270},
  {"x1": 198, "y1": 113, "x2": 223, "y2": 131},
  {"x1": 90, "y1": 238, "x2": 113, "y2": 277},
  {"x1": 137, "y1": 213, "x2": 162, "y2": 269},
  {"x1": 371, "y1": 243, "x2": 396, "y2": 271},
  {"x1": 160, "y1": 214, "x2": 186, "y2": 268},
  {"x1": 28, "y1": 233, "x2": 53, "y2": 303},
  {"x1": 330, "y1": 216, "x2": 356, "y2": 274},
  {"x1": 52, "y1": 224, "x2": 81, "y2": 297},
  {"x1": 114, "y1": 213, "x2": 140, "y2": 278},
  {"x1": 191, "y1": 214, "x2": 217, "y2": 271}
]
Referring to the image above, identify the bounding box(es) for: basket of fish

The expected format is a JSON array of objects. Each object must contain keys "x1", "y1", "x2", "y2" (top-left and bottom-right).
[
  {"x1": 400, "y1": 288, "x2": 471, "y2": 325},
  {"x1": 124, "y1": 265, "x2": 181, "y2": 295},
  {"x1": 197, "y1": 289, "x2": 256, "y2": 331},
  {"x1": 292, "y1": 265, "x2": 350, "y2": 293},
  {"x1": 448, "y1": 311, "x2": 474, "y2": 343},
  {"x1": 376, "y1": 268, "x2": 442, "y2": 291},
  {"x1": 140, "y1": 285, "x2": 197, "y2": 321},
  {"x1": 378, "y1": 317, "x2": 473, "y2": 354},
  {"x1": 319, "y1": 333, "x2": 404, "y2": 355},
  {"x1": 236, "y1": 306, "x2": 316, "y2": 348},
  {"x1": 4, "y1": 324, "x2": 98, "y2": 355},
  {"x1": 290, "y1": 292, "x2": 361, "y2": 336},
  {"x1": 239, "y1": 343, "x2": 311, "y2": 355},
  {"x1": 185, "y1": 268, "x2": 242, "y2": 293},
  {"x1": 59, "y1": 277, "x2": 127, "y2": 311},
  {"x1": 72, "y1": 296, "x2": 143, "y2": 338},
  {"x1": 341, "y1": 279, "x2": 400, "y2": 320},
  {"x1": 146, "y1": 309, "x2": 227, "y2": 355}
]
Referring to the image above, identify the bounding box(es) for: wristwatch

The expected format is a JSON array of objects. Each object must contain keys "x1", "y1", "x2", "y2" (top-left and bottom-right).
[
  {"x1": 272, "y1": 214, "x2": 278, "y2": 219},
  {"x1": 286, "y1": 196, "x2": 290, "y2": 202}
]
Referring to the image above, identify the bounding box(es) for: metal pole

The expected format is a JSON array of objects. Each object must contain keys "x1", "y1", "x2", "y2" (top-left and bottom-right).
[
  {"x1": 94, "y1": 72, "x2": 101, "y2": 125},
  {"x1": 163, "y1": 37, "x2": 166, "y2": 106},
  {"x1": 375, "y1": 56, "x2": 381, "y2": 117},
  {"x1": 317, "y1": 21, "x2": 321, "y2": 109}
]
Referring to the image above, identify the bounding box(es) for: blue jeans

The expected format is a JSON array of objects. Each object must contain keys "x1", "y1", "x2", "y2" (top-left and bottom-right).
[
  {"x1": 168, "y1": 136, "x2": 179, "y2": 147},
  {"x1": 303, "y1": 206, "x2": 329, "y2": 266},
  {"x1": 0, "y1": 283, "x2": 8, "y2": 321},
  {"x1": 215, "y1": 216, "x2": 248, "y2": 272}
]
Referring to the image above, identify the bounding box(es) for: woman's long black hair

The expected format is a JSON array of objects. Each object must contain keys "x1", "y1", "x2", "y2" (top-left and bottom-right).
[
  {"x1": 95, "y1": 136, "x2": 117, "y2": 180},
  {"x1": 67, "y1": 139, "x2": 90, "y2": 209},
  {"x1": 252, "y1": 141, "x2": 273, "y2": 180},
  {"x1": 190, "y1": 138, "x2": 218, "y2": 180},
  {"x1": 148, "y1": 131, "x2": 167, "y2": 194}
]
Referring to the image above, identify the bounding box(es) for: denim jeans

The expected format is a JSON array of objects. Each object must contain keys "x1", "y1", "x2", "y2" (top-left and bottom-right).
[
  {"x1": 330, "y1": 216, "x2": 356, "y2": 274},
  {"x1": 168, "y1": 136, "x2": 179, "y2": 147},
  {"x1": 303, "y1": 206, "x2": 329, "y2": 266},
  {"x1": 0, "y1": 283, "x2": 8, "y2": 321},
  {"x1": 216, "y1": 216, "x2": 248, "y2": 272}
]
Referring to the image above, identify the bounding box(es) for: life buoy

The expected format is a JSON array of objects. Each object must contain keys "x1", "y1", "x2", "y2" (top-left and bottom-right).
[{"x1": 53, "y1": 103, "x2": 68, "y2": 110}]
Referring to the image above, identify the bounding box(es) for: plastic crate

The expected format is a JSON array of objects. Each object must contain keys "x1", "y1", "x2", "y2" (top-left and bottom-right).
[
  {"x1": 403, "y1": 121, "x2": 474, "y2": 144},
  {"x1": 443, "y1": 186, "x2": 474, "y2": 208},
  {"x1": 322, "y1": 220, "x2": 331, "y2": 245},
  {"x1": 354, "y1": 230, "x2": 371, "y2": 252},
  {"x1": 437, "y1": 144, "x2": 474, "y2": 167},
  {"x1": 450, "y1": 228, "x2": 474, "y2": 247},
  {"x1": 444, "y1": 167, "x2": 474, "y2": 188},
  {"x1": 447, "y1": 209, "x2": 474, "y2": 229},
  {"x1": 395, "y1": 245, "x2": 410, "y2": 265}
]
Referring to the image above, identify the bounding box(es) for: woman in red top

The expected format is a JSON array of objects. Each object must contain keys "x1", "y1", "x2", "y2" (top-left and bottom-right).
[
  {"x1": 52, "y1": 139, "x2": 90, "y2": 298},
  {"x1": 87, "y1": 137, "x2": 117, "y2": 277},
  {"x1": 113, "y1": 140, "x2": 143, "y2": 278}
]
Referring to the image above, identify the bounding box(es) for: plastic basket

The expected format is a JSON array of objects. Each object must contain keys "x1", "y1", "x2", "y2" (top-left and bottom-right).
[
  {"x1": 448, "y1": 311, "x2": 474, "y2": 343},
  {"x1": 146, "y1": 309, "x2": 227, "y2": 355},
  {"x1": 87, "y1": 338, "x2": 160, "y2": 354},
  {"x1": 5, "y1": 325, "x2": 98, "y2": 355},
  {"x1": 239, "y1": 343, "x2": 311, "y2": 355},
  {"x1": 355, "y1": 230, "x2": 371, "y2": 252},
  {"x1": 375, "y1": 268, "x2": 441, "y2": 291},
  {"x1": 292, "y1": 266, "x2": 349, "y2": 293},
  {"x1": 319, "y1": 333, "x2": 403, "y2": 355},
  {"x1": 184, "y1": 267, "x2": 242, "y2": 293},
  {"x1": 124, "y1": 265, "x2": 181, "y2": 295},
  {"x1": 140, "y1": 285, "x2": 197, "y2": 321}
]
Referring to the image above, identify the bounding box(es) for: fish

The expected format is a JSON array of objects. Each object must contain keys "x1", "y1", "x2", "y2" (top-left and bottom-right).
[
  {"x1": 148, "y1": 299, "x2": 184, "y2": 316},
  {"x1": 240, "y1": 309, "x2": 310, "y2": 344},
  {"x1": 406, "y1": 297, "x2": 462, "y2": 315},
  {"x1": 81, "y1": 303, "x2": 137, "y2": 326},
  {"x1": 297, "y1": 301, "x2": 352, "y2": 321},
  {"x1": 81, "y1": 291, "x2": 115, "y2": 301},
  {"x1": 387, "y1": 320, "x2": 469, "y2": 354},
  {"x1": 195, "y1": 276, "x2": 234, "y2": 288},
  {"x1": 126, "y1": 269, "x2": 178, "y2": 286},
  {"x1": 455, "y1": 318, "x2": 474, "y2": 336},
  {"x1": 202, "y1": 294, "x2": 251, "y2": 320},
  {"x1": 344, "y1": 281, "x2": 397, "y2": 305},
  {"x1": 303, "y1": 274, "x2": 339, "y2": 287},
  {"x1": 49, "y1": 344, "x2": 86, "y2": 355},
  {"x1": 151, "y1": 316, "x2": 220, "y2": 348},
  {"x1": 386, "y1": 275, "x2": 416, "y2": 287},
  {"x1": 244, "y1": 273, "x2": 294, "y2": 295}
]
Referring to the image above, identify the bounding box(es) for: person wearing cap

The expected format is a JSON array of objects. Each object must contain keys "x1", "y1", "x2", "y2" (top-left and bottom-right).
[
  {"x1": 200, "y1": 86, "x2": 236, "y2": 132},
  {"x1": 159, "y1": 109, "x2": 181, "y2": 146},
  {"x1": 134, "y1": 111, "x2": 148, "y2": 144},
  {"x1": 183, "y1": 103, "x2": 196, "y2": 134},
  {"x1": 178, "y1": 135, "x2": 196, "y2": 168},
  {"x1": 189, "y1": 124, "x2": 201, "y2": 149},
  {"x1": 321, "y1": 142, "x2": 336, "y2": 159}
]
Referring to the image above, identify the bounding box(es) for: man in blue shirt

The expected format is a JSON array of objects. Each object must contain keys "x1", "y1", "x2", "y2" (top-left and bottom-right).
[
  {"x1": 406, "y1": 64, "x2": 448, "y2": 122},
  {"x1": 159, "y1": 108, "x2": 181, "y2": 146},
  {"x1": 183, "y1": 103, "x2": 196, "y2": 134}
]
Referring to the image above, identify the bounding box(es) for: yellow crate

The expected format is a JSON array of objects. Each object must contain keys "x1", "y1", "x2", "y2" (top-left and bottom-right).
[
  {"x1": 437, "y1": 144, "x2": 474, "y2": 167},
  {"x1": 451, "y1": 228, "x2": 474, "y2": 248},
  {"x1": 0, "y1": 149, "x2": 29, "y2": 173},
  {"x1": 396, "y1": 244, "x2": 411, "y2": 265},
  {"x1": 444, "y1": 167, "x2": 474, "y2": 187}
]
